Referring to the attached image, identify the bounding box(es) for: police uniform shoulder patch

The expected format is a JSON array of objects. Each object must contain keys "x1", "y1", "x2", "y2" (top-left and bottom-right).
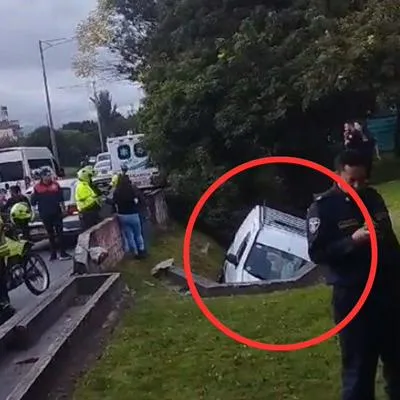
[{"x1": 308, "y1": 217, "x2": 321, "y2": 234}]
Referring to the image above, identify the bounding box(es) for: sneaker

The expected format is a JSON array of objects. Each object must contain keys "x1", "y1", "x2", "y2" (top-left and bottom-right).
[
  {"x1": 49, "y1": 253, "x2": 57, "y2": 261},
  {"x1": 59, "y1": 252, "x2": 72, "y2": 261}
]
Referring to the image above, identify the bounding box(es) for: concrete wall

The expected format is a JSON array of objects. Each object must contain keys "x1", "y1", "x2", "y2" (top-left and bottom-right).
[
  {"x1": 73, "y1": 189, "x2": 169, "y2": 274},
  {"x1": 89, "y1": 217, "x2": 124, "y2": 271},
  {"x1": 161, "y1": 263, "x2": 325, "y2": 298}
]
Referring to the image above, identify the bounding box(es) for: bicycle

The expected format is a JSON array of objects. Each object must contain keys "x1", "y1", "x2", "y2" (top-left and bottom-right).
[{"x1": 3, "y1": 223, "x2": 50, "y2": 296}]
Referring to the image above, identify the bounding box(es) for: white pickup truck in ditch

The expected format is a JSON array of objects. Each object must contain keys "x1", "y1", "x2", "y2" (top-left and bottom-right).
[{"x1": 220, "y1": 206, "x2": 315, "y2": 284}]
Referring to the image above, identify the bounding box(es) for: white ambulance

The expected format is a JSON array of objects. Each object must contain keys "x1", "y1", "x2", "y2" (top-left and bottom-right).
[{"x1": 93, "y1": 132, "x2": 162, "y2": 191}]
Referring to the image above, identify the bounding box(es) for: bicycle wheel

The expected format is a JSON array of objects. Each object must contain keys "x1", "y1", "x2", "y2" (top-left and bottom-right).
[{"x1": 24, "y1": 253, "x2": 50, "y2": 295}]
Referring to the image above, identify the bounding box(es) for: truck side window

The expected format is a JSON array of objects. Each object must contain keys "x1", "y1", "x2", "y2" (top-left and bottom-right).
[
  {"x1": 236, "y1": 232, "x2": 251, "y2": 264},
  {"x1": 117, "y1": 145, "x2": 131, "y2": 160}
]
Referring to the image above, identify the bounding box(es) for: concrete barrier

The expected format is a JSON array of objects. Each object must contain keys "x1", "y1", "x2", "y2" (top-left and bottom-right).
[
  {"x1": 0, "y1": 273, "x2": 128, "y2": 400},
  {"x1": 158, "y1": 263, "x2": 324, "y2": 298},
  {"x1": 73, "y1": 189, "x2": 169, "y2": 274}
]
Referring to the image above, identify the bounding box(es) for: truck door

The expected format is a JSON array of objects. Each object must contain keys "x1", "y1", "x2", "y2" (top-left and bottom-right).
[{"x1": 223, "y1": 208, "x2": 257, "y2": 283}]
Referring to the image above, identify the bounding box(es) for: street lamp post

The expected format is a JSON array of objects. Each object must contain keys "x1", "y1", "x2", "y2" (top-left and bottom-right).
[
  {"x1": 39, "y1": 40, "x2": 58, "y2": 165},
  {"x1": 91, "y1": 80, "x2": 105, "y2": 153},
  {"x1": 38, "y1": 37, "x2": 75, "y2": 166}
]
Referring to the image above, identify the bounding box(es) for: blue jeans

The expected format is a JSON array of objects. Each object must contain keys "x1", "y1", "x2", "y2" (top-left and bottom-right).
[
  {"x1": 140, "y1": 215, "x2": 151, "y2": 251},
  {"x1": 118, "y1": 213, "x2": 145, "y2": 255}
]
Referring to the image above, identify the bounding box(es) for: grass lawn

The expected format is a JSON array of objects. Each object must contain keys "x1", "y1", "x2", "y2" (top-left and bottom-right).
[{"x1": 74, "y1": 157, "x2": 400, "y2": 400}]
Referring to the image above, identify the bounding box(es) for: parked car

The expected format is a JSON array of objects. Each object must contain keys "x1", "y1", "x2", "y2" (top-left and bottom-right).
[
  {"x1": 94, "y1": 160, "x2": 112, "y2": 176},
  {"x1": 220, "y1": 206, "x2": 315, "y2": 284},
  {"x1": 24, "y1": 178, "x2": 81, "y2": 242},
  {"x1": 96, "y1": 152, "x2": 110, "y2": 164}
]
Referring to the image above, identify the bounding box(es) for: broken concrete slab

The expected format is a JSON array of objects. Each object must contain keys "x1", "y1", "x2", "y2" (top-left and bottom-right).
[{"x1": 151, "y1": 258, "x2": 175, "y2": 278}]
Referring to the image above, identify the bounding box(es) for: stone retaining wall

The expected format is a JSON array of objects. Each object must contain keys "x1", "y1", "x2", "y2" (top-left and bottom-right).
[{"x1": 73, "y1": 189, "x2": 169, "y2": 274}]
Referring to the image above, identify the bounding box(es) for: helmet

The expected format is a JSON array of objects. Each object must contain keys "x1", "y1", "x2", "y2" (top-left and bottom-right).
[
  {"x1": 77, "y1": 166, "x2": 94, "y2": 182},
  {"x1": 121, "y1": 163, "x2": 128, "y2": 172},
  {"x1": 10, "y1": 202, "x2": 33, "y2": 225}
]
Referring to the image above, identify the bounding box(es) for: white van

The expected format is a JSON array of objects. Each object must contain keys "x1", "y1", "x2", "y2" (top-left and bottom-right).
[
  {"x1": 0, "y1": 147, "x2": 60, "y2": 191},
  {"x1": 221, "y1": 206, "x2": 314, "y2": 284}
]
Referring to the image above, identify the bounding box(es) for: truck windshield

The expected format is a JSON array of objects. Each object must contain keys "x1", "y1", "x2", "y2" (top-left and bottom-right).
[
  {"x1": 244, "y1": 243, "x2": 307, "y2": 281},
  {"x1": 98, "y1": 153, "x2": 110, "y2": 163},
  {"x1": 0, "y1": 161, "x2": 24, "y2": 182}
]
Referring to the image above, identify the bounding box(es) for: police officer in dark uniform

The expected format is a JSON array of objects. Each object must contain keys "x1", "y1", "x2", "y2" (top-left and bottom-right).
[{"x1": 306, "y1": 150, "x2": 400, "y2": 400}]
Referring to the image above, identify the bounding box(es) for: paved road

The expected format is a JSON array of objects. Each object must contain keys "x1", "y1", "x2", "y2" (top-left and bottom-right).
[{"x1": 10, "y1": 241, "x2": 74, "y2": 312}]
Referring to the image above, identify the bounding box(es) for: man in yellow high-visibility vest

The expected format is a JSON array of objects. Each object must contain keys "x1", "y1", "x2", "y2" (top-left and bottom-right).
[
  {"x1": 0, "y1": 214, "x2": 14, "y2": 324},
  {"x1": 75, "y1": 166, "x2": 102, "y2": 231}
]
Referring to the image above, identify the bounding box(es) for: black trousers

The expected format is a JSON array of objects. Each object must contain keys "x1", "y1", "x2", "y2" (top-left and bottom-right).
[
  {"x1": 42, "y1": 213, "x2": 65, "y2": 254},
  {"x1": 80, "y1": 209, "x2": 101, "y2": 231},
  {"x1": 333, "y1": 286, "x2": 400, "y2": 400}
]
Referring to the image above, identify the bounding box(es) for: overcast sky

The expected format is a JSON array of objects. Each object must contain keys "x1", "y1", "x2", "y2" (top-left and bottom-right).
[{"x1": 0, "y1": 1, "x2": 143, "y2": 133}]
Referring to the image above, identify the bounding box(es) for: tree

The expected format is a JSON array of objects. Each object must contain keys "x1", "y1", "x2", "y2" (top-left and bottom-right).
[
  {"x1": 73, "y1": 0, "x2": 116, "y2": 79},
  {"x1": 0, "y1": 135, "x2": 18, "y2": 149},
  {"x1": 23, "y1": 125, "x2": 101, "y2": 167},
  {"x1": 74, "y1": 0, "x2": 157, "y2": 80},
  {"x1": 75, "y1": 0, "x2": 400, "y2": 239},
  {"x1": 62, "y1": 120, "x2": 98, "y2": 132},
  {"x1": 90, "y1": 89, "x2": 121, "y2": 138}
]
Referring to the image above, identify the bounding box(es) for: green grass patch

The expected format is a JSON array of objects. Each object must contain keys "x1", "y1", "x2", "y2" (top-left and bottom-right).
[
  {"x1": 370, "y1": 153, "x2": 400, "y2": 186},
  {"x1": 74, "y1": 225, "x2": 388, "y2": 400},
  {"x1": 74, "y1": 158, "x2": 400, "y2": 400}
]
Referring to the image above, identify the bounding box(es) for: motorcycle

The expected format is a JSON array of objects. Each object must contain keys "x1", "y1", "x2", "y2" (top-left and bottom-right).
[{"x1": 4, "y1": 226, "x2": 50, "y2": 296}]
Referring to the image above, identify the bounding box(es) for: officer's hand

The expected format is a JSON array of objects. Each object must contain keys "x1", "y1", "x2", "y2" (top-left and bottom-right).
[{"x1": 351, "y1": 227, "x2": 370, "y2": 244}]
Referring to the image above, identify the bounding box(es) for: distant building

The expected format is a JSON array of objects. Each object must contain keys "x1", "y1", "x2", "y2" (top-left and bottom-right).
[{"x1": 0, "y1": 106, "x2": 22, "y2": 144}]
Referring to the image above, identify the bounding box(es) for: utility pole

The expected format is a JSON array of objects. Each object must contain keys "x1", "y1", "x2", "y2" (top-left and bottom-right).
[
  {"x1": 39, "y1": 40, "x2": 59, "y2": 165},
  {"x1": 92, "y1": 80, "x2": 105, "y2": 152}
]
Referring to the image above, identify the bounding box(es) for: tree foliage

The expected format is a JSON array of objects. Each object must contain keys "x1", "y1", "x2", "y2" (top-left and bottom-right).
[
  {"x1": 76, "y1": 0, "x2": 400, "y2": 241},
  {"x1": 90, "y1": 89, "x2": 122, "y2": 138},
  {"x1": 23, "y1": 114, "x2": 138, "y2": 167}
]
